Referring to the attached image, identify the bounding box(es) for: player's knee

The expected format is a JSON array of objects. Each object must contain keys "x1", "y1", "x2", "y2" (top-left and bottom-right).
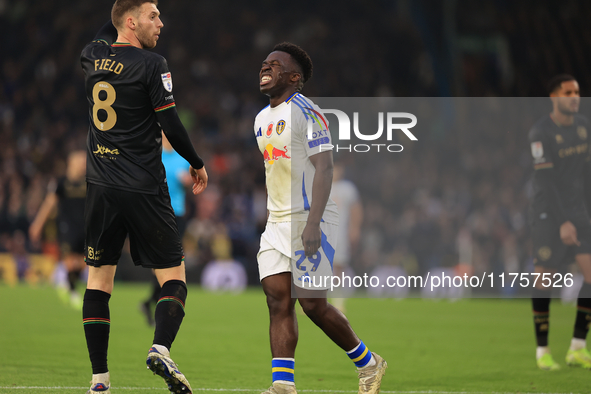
[
  {"x1": 299, "y1": 298, "x2": 326, "y2": 320},
  {"x1": 266, "y1": 291, "x2": 292, "y2": 315}
]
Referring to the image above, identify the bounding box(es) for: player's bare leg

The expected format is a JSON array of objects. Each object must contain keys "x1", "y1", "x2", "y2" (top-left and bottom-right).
[
  {"x1": 147, "y1": 262, "x2": 192, "y2": 393},
  {"x1": 567, "y1": 254, "x2": 591, "y2": 368},
  {"x1": 296, "y1": 287, "x2": 387, "y2": 393},
  {"x1": 86, "y1": 265, "x2": 117, "y2": 294},
  {"x1": 263, "y1": 273, "x2": 299, "y2": 357},
  {"x1": 260, "y1": 273, "x2": 298, "y2": 393},
  {"x1": 296, "y1": 288, "x2": 358, "y2": 350}
]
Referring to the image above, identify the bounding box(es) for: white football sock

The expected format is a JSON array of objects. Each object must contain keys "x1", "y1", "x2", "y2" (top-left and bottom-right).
[
  {"x1": 152, "y1": 344, "x2": 170, "y2": 357},
  {"x1": 92, "y1": 371, "x2": 110, "y2": 384},
  {"x1": 570, "y1": 338, "x2": 586, "y2": 351},
  {"x1": 536, "y1": 346, "x2": 549, "y2": 359},
  {"x1": 275, "y1": 380, "x2": 296, "y2": 386},
  {"x1": 362, "y1": 354, "x2": 377, "y2": 368}
]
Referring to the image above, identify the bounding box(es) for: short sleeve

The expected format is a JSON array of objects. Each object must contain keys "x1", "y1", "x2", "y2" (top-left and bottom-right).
[
  {"x1": 148, "y1": 55, "x2": 176, "y2": 113},
  {"x1": 254, "y1": 112, "x2": 264, "y2": 137},
  {"x1": 301, "y1": 106, "x2": 332, "y2": 157},
  {"x1": 528, "y1": 126, "x2": 553, "y2": 170}
]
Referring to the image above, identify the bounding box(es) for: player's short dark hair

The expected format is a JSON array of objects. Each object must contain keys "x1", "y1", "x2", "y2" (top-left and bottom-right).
[
  {"x1": 547, "y1": 74, "x2": 577, "y2": 95},
  {"x1": 273, "y1": 42, "x2": 313, "y2": 84},
  {"x1": 111, "y1": 0, "x2": 158, "y2": 30}
]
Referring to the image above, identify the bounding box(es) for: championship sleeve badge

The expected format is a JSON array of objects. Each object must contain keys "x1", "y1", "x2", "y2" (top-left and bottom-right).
[
  {"x1": 531, "y1": 141, "x2": 544, "y2": 159},
  {"x1": 161, "y1": 72, "x2": 173, "y2": 92}
]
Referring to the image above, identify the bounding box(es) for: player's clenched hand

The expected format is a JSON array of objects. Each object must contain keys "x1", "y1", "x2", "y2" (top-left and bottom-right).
[
  {"x1": 190, "y1": 165, "x2": 208, "y2": 195},
  {"x1": 301, "y1": 222, "x2": 321, "y2": 257},
  {"x1": 560, "y1": 220, "x2": 580, "y2": 246}
]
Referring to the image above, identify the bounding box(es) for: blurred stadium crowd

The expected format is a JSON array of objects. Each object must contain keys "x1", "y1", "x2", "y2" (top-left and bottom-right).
[{"x1": 0, "y1": 0, "x2": 589, "y2": 288}]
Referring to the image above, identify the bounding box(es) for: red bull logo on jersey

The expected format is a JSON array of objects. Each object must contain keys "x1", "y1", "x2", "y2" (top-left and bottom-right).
[{"x1": 263, "y1": 143, "x2": 290, "y2": 165}]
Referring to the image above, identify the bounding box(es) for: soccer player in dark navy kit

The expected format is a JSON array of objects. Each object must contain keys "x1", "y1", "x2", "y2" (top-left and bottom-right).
[
  {"x1": 529, "y1": 74, "x2": 591, "y2": 370},
  {"x1": 29, "y1": 150, "x2": 87, "y2": 310},
  {"x1": 80, "y1": 1, "x2": 207, "y2": 392}
]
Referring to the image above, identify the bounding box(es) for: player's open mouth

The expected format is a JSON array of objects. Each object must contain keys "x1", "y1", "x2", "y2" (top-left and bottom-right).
[{"x1": 261, "y1": 75, "x2": 272, "y2": 85}]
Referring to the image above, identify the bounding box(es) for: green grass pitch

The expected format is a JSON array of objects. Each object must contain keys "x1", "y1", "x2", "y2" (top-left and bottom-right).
[{"x1": 0, "y1": 283, "x2": 588, "y2": 393}]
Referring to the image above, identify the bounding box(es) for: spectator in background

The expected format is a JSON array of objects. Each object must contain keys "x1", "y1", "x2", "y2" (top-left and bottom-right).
[{"x1": 201, "y1": 223, "x2": 247, "y2": 292}]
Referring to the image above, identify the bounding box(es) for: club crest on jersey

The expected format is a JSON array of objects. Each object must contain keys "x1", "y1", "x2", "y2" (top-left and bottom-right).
[
  {"x1": 538, "y1": 246, "x2": 552, "y2": 261},
  {"x1": 266, "y1": 122, "x2": 274, "y2": 138},
  {"x1": 531, "y1": 141, "x2": 543, "y2": 159},
  {"x1": 578, "y1": 126, "x2": 587, "y2": 140},
  {"x1": 161, "y1": 72, "x2": 173, "y2": 92},
  {"x1": 276, "y1": 120, "x2": 286, "y2": 135}
]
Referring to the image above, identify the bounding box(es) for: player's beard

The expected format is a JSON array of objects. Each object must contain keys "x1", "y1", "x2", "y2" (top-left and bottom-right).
[
  {"x1": 136, "y1": 23, "x2": 157, "y2": 49},
  {"x1": 558, "y1": 101, "x2": 579, "y2": 115}
]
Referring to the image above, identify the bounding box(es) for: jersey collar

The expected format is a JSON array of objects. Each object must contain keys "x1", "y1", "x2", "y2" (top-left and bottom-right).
[{"x1": 285, "y1": 92, "x2": 299, "y2": 104}]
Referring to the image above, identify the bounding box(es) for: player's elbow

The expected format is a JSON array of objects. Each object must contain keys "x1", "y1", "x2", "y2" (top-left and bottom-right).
[{"x1": 315, "y1": 158, "x2": 333, "y2": 178}]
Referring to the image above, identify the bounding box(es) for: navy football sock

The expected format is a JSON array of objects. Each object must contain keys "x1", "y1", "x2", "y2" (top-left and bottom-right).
[
  {"x1": 574, "y1": 282, "x2": 591, "y2": 340},
  {"x1": 83, "y1": 289, "x2": 111, "y2": 374},
  {"x1": 153, "y1": 280, "x2": 187, "y2": 349},
  {"x1": 532, "y1": 288, "x2": 552, "y2": 347}
]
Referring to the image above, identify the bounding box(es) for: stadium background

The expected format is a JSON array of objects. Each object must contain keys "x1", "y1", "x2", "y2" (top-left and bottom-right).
[{"x1": 1, "y1": 0, "x2": 590, "y2": 288}]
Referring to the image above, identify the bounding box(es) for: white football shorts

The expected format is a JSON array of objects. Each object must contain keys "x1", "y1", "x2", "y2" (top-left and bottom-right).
[{"x1": 257, "y1": 221, "x2": 338, "y2": 289}]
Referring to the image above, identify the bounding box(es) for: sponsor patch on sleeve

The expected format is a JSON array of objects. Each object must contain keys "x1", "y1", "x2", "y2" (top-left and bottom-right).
[
  {"x1": 308, "y1": 137, "x2": 330, "y2": 148},
  {"x1": 531, "y1": 141, "x2": 544, "y2": 159},
  {"x1": 161, "y1": 72, "x2": 173, "y2": 92}
]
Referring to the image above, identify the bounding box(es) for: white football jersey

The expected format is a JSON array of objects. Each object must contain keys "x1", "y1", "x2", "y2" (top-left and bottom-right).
[{"x1": 254, "y1": 93, "x2": 339, "y2": 224}]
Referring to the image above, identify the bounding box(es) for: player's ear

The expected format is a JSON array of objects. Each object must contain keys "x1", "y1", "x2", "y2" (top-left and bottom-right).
[
  {"x1": 126, "y1": 15, "x2": 136, "y2": 30},
  {"x1": 291, "y1": 73, "x2": 302, "y2": 84}
]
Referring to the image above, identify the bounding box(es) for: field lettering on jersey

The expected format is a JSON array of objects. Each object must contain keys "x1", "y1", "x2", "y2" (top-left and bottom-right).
[{"x1": 94, "y1": 58, "x2": 124, "y2": 74}]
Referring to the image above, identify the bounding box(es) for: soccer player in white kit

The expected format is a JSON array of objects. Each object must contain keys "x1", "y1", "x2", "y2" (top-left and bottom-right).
[{"x1": 254, "y1": 42, "x2": 387, "y2": 394}]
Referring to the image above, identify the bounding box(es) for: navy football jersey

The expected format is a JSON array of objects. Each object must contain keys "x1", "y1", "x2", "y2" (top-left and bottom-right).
[
  {"x1": 81, "y1": 40, "x2": 176, "y2": 194},
  {"x1": 529, "y1": 114, "x2": 591, "y2": 223}
]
